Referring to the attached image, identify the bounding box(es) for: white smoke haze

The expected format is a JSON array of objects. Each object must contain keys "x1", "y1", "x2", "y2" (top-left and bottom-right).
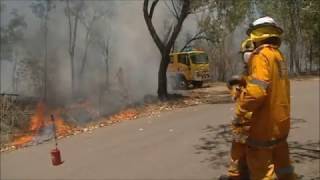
[{"x1": 1, "y1": 0, "x2": 201, "y2": 120}]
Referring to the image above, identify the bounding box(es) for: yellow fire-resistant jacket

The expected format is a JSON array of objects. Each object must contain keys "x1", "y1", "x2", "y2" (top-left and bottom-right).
[{"x1": 236, "y1": 44, "x2": 290, "y2": 144}]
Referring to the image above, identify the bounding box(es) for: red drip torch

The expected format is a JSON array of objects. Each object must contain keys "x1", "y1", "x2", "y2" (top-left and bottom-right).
[{"x1": 50, "y1": 114, "x2": 63, "y2": 166}]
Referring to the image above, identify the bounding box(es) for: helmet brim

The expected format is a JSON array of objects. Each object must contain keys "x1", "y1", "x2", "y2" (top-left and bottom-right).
[{"x1": 246, "y1": 23, "x2": 283, "y2": 36}]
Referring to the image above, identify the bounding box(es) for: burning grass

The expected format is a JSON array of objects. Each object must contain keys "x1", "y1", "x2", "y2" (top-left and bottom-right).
[
  {"x1": 1, "y1": 83, "x2": 232, "y2": 152},
  {"x1": 11, "y1": 102, "x2": 72, "y2": 148},
  {"x1": 1, "y1": 101, "x2": 143, "y2": 152}
]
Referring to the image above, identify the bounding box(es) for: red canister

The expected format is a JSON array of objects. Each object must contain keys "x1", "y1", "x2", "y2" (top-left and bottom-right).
[{"x1": 51, "y1": 148, "x2": 63, "y2": 166}]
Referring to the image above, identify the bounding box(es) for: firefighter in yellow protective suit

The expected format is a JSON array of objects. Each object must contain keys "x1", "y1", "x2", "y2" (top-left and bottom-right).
[
  {"x1": 236, "y1": 17, "x2": 295, "y2": 180},
  {"x1": 222, "y1": 38, "x2": 255, "y2": 180}
]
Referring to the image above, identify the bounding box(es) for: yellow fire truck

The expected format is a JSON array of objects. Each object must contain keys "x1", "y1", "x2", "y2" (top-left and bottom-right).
[{"x1": 167, "y1": 48, "x2": 210, "y2": 89}]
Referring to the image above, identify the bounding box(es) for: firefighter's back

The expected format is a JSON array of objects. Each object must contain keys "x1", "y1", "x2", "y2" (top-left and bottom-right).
[{"x1": 249, "y1": 45, "x2": 290, "y2": 141}]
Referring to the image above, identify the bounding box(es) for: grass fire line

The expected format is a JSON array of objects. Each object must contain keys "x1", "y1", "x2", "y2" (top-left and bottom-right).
[
  {"x1": 8, "y1": 101, "x2": 140, "y2": 150},
  {"x1": 11, "y1": 102, "x2": 72, "y2": 148},
  {"x1": 3, "y1": 90, "x2": 214, "y2": 152}
]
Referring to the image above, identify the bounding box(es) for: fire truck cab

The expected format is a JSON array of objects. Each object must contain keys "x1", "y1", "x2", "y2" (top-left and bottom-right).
[{"x1": 167, "y1": 48, "x2": 210, "y2": 89}]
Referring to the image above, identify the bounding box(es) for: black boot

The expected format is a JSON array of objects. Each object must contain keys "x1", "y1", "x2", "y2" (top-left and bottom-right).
[
  {"x1": 218, "y1": 175, "x2": 232, "y2": 180},
  {"x1": 218, "y1": 175, "x2": 250, "y2": 180}
]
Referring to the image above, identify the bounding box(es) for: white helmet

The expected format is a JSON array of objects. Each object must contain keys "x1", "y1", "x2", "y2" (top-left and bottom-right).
[
  {"x1": 252, "y1": 16, "x2": 277, "y2": 26},
  {"x1": 247, "y1": 16, "x2": 283, "y2": 36}
]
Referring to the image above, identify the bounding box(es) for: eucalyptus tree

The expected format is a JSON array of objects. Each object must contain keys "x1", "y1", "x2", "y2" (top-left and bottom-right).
[
  {"x1": 78, "y1": 7, "x2": 109, "y2": 82},
  {"x1": 143, "y1": 0, "x2": 205, "y2": 99},
  {"x1": 199, "y1": 0, "x2": 250, "y2": 80},
  {"x1": 64, "y1": 0, "x2": 85, "y2": 98},
  {"x1": 0, "y1": 6, "x2": 27, "y2": 93},
  {"x1": 300, "y1": 0, "x2": 320, "y2": 72},
  {"x1": 30, "y1": 0, "x2": 56, "y2": 100}
]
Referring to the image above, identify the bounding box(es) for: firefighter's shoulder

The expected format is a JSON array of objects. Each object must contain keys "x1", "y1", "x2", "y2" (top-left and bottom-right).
[
  {"x1": 252, "y1": 44, "x2": 275, "y2": 55},
  {"x1": 252, "y1": 45, "x2": 278, "y2": 61}
]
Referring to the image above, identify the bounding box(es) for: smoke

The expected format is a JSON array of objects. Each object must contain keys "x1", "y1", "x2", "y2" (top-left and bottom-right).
[
  {"x1": 1, "y1": 0, "x2": 197, "y2": 118},
  {"x1": 249, "y1": 0, "x2": 262, "y2": 21},
  {"x1": 108, "y1": 1, "x2": 161, "y2": 101}
]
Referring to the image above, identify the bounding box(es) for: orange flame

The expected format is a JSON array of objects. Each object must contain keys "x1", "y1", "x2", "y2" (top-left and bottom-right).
[
  {"x1": 12, "y1": 102, "x2": 71, "y2": 147},
  {"x1": 52, "y1": 110, "x2": 72, "y2": 136},
  {"x1": 109, "y1": 109, "x2": 138, "y2": 121},
  {"x1": 30, "y1": 102, "x2": 45, "y2": 132},
  {"x1": 11, "y1": 136, "x2": 33, "y2": 147},
  {"x1": 11, "y1": 101, "x2": 139, "y2": 148}
]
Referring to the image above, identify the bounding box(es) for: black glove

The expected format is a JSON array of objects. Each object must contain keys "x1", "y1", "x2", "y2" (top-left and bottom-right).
[{"x1": 226, "y1": 75, "x2": 246, "y2": 90}]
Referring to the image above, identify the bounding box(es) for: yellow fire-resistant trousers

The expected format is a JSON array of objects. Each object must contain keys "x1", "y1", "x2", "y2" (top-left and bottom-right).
[
  {"x1": 228, "y1": 141, "x2": 249, "y2": 180},
  {"x1": 246, "y1": 141, "x2": 295, "y2": 180}
]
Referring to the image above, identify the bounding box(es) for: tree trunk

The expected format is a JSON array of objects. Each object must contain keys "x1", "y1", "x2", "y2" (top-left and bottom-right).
[
  {"x1": 105, "y1": 56, "x2": 109, "y2": 89},
  {"x1": 12, "y1": 58, "x2": 17, "y2": 93},
  {"x1": 309, "y1": 43, "x2": 313, "y2": 73},
  {"x1": 217, "y1": 46, "x2": 226, "y2": 81},
  {"x1": 72, "y1": 14, "x2": 79, "y2": 96},
  {"x1": 289, "y1": 43, "x2": 294, "y2": 74},
  {"x1": 80, "y1": 47, "x2": 88, "y2": 76},
  {"x1": 288, "y1": 3, "x2": 301, "y2": 75},
  {"x1": 157, "y1": 54, "x2": 170, "y2": 100},
  {"x1": 79, "y1": 29, "x2": 91, "y2": 80},
  {"x1": 70, "y1": 52, "x2": 75, "y2": 96},
  {"x1": 66, "y1": 0, "x2": 80, "y2": 98},
  {"x1": 102, "y1": 40, "x2": 109, "y2": 90},
  {"x1": 0, "y1": 59, "x2": 2, "y2": 93},
  {"x1": 304, "y1": 44, "x2": 307, "y2": 72},
  {"x1": 43, "y1": 11, "x2": 48, "y2": 101},
  {"x1": 79, "y1": 41, "x2": 89, "y2": 91},
  {"x1": 289, "y1": 40, "x2": 300, "y2": 74},
  {"x1": 293, "y1": 43, "x2": 301, "y2": 74},
  {"x1": 143, "y1": 0, "x2": 190, "y2": 100}
]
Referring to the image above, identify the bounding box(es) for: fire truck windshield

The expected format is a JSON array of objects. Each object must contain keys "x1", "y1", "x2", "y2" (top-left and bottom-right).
[{"x1": 190, "y1": 53, "x2": 208, "y2": 64}]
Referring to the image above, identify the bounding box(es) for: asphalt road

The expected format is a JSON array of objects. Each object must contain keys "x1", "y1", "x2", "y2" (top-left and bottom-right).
[{"x1": 1, "y1": 78, "x2": 319, "y2": 180}]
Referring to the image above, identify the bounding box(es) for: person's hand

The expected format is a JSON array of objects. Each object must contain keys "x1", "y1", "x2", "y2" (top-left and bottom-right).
[{"x1": 230, "y1": 85, "x2": 242, "y2": 101}]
